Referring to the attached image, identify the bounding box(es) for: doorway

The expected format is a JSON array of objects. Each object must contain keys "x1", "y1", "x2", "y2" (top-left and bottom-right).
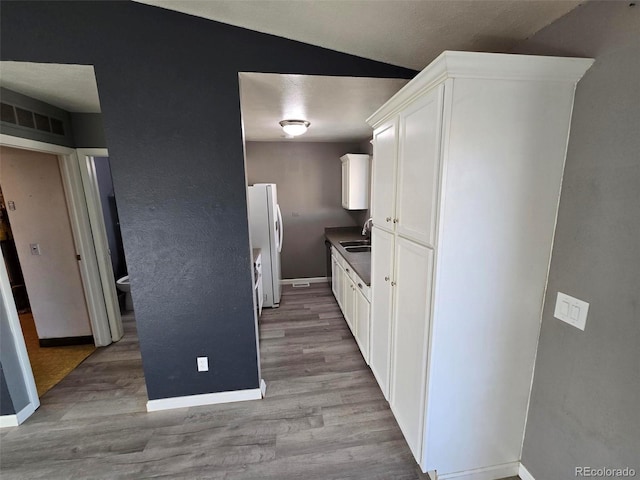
[
  {"x1": 0, "y1": 146, "x2": 97, "y2": 396},
  {"x1": 0, "y1": 137, "x2": 127, "y2": 424}
]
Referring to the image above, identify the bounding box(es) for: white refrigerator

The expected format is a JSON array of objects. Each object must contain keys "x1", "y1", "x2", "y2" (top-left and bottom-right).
[{"x1": 247, "y1": 183, "x2": 283, "y2": 307}]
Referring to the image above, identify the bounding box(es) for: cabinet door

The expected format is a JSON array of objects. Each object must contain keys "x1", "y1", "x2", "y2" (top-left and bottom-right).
[
  {"x1": 390, "y1": 236, "x2": 434, "y2": 462},
  {"x1": 371, "y1": 120, "x2": 398, "y2": 231},
  {"x1": 355, "y1": 286, "x2": 371, "y2": 365},
  {"x1": 341, "y1": 160, "x2": 349, "y2": 209},
  {"x1": 396, "y1": 85, "x2": 444, "y2": 247},
  {"x1": 370, "y1": 226, "x2": 395, "y2": 399},
  {"x1": 335, "y1": 262, "x2": 344, "y2": 309},
  {"x1": 343, "y1": 270, "x2": 356, "y2": 334},
  {"x1": 331, "y1": 255, "x2": 339, "y2": 299}
]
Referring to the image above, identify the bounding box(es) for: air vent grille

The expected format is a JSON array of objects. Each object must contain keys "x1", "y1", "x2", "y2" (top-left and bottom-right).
[{"x1": 0, "y1": 102, "x2": 65, "y2": 136}]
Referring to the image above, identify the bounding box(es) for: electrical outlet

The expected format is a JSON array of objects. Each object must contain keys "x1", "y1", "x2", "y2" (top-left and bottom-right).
[
  {"x1": 30, "y1": 243, "x2": 41, "y2": 255},
  {"x1": 197, "y1": 356, "x2": 209, "y2": 372},
  {"x1": 554, "y1": 292, "x2": 589, "y2": 331}
]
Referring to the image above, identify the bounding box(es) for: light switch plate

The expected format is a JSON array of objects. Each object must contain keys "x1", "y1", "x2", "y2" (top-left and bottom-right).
[{"x1": 554, "y1": 292, "x2": 589, "y2": 331}]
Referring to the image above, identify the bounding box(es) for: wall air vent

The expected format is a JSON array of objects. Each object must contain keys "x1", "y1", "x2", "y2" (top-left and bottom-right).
[{"x1": 0, "y1": 102, "x2": 65, "y2": 136}]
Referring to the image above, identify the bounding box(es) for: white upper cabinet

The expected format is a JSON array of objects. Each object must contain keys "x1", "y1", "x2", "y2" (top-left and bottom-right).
[
  {"x1": 371, "y1": 122, "x2": 397, "y2": 229},
  {"x1": 396, "y1": 85, "x2": 444, "y2": 247},
  {"x1": 341, "y1": 154, "x2": 370, "y2": 210}
]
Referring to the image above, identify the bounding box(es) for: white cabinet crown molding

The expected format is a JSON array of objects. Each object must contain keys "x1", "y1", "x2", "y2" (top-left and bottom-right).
[{"x1": 367, "y1": 51, "x2": 594, "y2": 128}]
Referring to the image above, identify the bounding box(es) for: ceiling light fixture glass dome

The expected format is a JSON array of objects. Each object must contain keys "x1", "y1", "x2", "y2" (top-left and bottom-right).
[{"x1": 279, "y1": 119, "x2": 310, "y2": 137}]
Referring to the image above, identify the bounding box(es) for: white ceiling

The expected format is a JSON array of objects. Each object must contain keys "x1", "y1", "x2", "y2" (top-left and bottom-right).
[
  {"x1": 0, "y1": 62, "x2": 101, "y2": 113},
  {"x1": 136, "y1": 0, "x2": 581, "y2": 70},
  {"x1": 240, "y1": 73, "x2": 408, "y2": 142}
]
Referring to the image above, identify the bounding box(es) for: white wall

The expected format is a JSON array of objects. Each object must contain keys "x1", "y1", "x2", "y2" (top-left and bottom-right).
[{"x1": 0, "y1": 147, "x2": 91, "y2": 339}]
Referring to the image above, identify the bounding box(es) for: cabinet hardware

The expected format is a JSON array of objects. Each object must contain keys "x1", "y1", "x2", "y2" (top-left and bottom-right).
[
  {"x1": 386, "y1": 217, "x2": 392, "y2": 222},
  {"x1": 384, "y1": 276, "x2": 390, "y2": 282},
  {"x1": 358, "y1": 283, "x2": 363, "y2": 289},
  {"x1": 346, "y1": 268, "x2": 350, "y2": 272},
  {"x1": 391, "y1": 281, "x2": 397, "y2": 286},
  {"x1": 393, "y1": 218, "x2": 399, "y2": 223}
]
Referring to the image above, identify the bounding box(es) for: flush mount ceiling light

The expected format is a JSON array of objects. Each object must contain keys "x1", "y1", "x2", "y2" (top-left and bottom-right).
[{"x1": 279, "y1": 119, "x2": 310, "y2": 137}]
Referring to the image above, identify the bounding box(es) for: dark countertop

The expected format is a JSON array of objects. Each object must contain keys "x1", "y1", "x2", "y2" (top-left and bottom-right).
[{"x1": 325, "y1": 227, "x2": 371, "y2": 286}]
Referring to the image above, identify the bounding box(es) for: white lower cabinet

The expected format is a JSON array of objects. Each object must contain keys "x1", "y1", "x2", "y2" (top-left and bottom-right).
[{"x1": 330, "y1": 246, "x2": 370, "y2": 364}]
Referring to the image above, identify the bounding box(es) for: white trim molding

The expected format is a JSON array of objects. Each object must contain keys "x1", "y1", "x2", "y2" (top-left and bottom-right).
[
  {"x1": 0, "y1": 403, "x2": 37, "y2": 428},
  {"x1": 0, "y1": 415, "x2": 18, "y2": 428},
  {"x1": 146, "y1": 388, "x2": 262, "y2": 412},
  {"x1": 433, "y1": 462, "x2": 520, "y2": 480},
  {"x1": 281, "y1": 277, "x2": 329, "y2": 287},
  {"x1": 0, "y1": 134, "x2": 74, "y2": 155},
  {"x1": 260, "y1": 379, "x2": 267, "y2": 398},
  {"x1": 367, "y1": 51, "x2": 594, "y2": 128},
  {"x1": 518, "y1": 463, "x2": 536, "y2": 480}
]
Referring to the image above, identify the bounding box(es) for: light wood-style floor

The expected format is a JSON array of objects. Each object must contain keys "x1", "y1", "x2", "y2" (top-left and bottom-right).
[{"x1": 1, "y1": 284, "x2": 517, "y2": 480}]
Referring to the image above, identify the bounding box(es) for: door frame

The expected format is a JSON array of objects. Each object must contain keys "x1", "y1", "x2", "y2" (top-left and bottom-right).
[
  {"x1": 0, "y1": 135, "x2": 116, "y2": 424},
  {"x1": 76, "y1": 149, "x2": 123, "y2": 342}
]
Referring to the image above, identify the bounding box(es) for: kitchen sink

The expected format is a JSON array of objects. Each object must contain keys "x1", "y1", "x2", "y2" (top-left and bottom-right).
[
  {"x1": 344, "y1": 245, "x2": 371, "y2": 253},
  {"x1": 340, "y1": 240, "x2": 371, "y2": 247}
]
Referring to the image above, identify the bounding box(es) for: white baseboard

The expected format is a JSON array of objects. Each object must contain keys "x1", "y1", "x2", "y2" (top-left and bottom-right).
[
  {"x1": 0, "y1": 415, "x2": 18, "y2": 428},
  {"x1": 0, "y1": 403, "x2": 36, "y2": 428},
  {"x1": 518, "y1": 463, "x2": 535, "y2": 480},
  {"x1": 281, "y1": 277, "x2": 328, "y2": 287},
  {"x1": 146, "y1": 388, "x2": 262, "y2": 412},
  {"x1": 260, "y1": 379, "x2": 267, "y2": 397},
  {"x1": 434, "y1": 462, "x2": 520, "y2": 480}
]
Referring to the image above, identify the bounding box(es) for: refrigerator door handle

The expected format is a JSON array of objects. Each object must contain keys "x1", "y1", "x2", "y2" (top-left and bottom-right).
[{"x1": 276, "y1": 204, "x2": 284, "y2": 253}]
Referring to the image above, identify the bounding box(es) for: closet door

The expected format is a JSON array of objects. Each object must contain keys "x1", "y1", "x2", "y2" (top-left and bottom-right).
[
  {"x1": 395, "y1": 85, "x2": 444, "y2": 247},
  {"x1": 390, "y1": 236, "x2": 434, "y2": 462},
  {"x1": 370, "y1": 226, "x2": 395, "y2": 399},
  {"x1": 371, "y1": 120, "x2": 398, "y2": 232}
]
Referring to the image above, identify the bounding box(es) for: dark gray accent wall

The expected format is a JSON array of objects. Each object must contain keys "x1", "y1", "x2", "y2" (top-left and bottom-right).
[
  {"x1": 71, "y1": 113, "x2": 107, "y2": 148},
  {"x1": 0, "y1": 1, "x2": 414, "y2": 400},
  {"x1": 0, "y1": 87, "x2": 74, "y2": 147},
  {"x1": 1, "y1": 367, "x2": 16, "y2": 416},
  {"x1": 512, "y1": 3, "x2": 640, "y2": 478},
  {"x1": 245, "y1": 141, "x2": 368, "y2": 279}
]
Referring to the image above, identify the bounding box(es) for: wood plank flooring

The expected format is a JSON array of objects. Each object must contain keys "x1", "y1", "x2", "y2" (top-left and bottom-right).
[{"x1": 0, "y1": 283, "x2": 517, "y2": 480}]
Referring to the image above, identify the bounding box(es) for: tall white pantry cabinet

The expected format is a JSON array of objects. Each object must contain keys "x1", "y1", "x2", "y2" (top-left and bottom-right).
[{"x1": 367, "y1": 52, "x2": 593, "y2": 479}]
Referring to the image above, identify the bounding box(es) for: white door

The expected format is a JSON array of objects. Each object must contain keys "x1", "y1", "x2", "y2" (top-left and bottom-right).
[
  {"x1": 395, "y1": 85, "x2": 444, "y2": 247},
  {"x1": 370, "y1": 226, "x2": 395, "y2": 399},
  {"x1": 78, "y1": 153, "x2": 123, "y2": 342},
  {"x1": 371, "y1": 120, "x2": 398, "y2": 231},
  {"x1": 390, "y1": 236, "x2": 434, "y2": 462}
]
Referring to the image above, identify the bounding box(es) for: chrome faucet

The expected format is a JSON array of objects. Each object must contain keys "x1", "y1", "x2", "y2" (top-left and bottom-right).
[{"x1": 362, "y1": 217, "x2": 373, "y2": 236}]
